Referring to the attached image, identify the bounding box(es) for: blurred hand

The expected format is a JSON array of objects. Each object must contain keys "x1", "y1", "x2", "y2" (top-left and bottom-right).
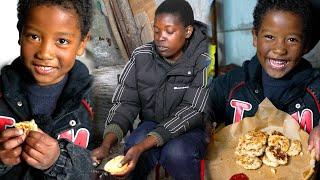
[
  {"x1": 112, "y1": 145, "x2": 144, "y2": 177},
  {"x1": 112, "y1": 135, "x2": 158, "y2": 177},
  {"x1": 0, "y1": 128, "x2": 26, "y2": 165},
  {"x1": 22, "y1": 129, "x2": 60, "y2": 170},
  {"x1": 91, "y1": 145, "x2": 110, "y2": 166},
  {"x1": 91, "y1": 132, "x2": 118, "y2": 165},
  {"x1": 308, "y1": 125, "x2": 320, "y2": 161}
]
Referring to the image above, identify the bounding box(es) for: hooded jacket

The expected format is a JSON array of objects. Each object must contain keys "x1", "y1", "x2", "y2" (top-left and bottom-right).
[
  {"x1": 104, "y1": 21, "x2": 211, "y2": 145},
  {"x1": 206, "y1": 55, "x2": 320, "y2": 133},
  {"x1": 0, "y1": 58, "x2": 94, "y2": 179}
]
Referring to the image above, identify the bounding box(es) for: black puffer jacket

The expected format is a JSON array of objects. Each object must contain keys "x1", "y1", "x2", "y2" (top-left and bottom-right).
[
  {"x1": 206, "y1": 55, "x2": 320, "y2": 133},
  {"x1": 0, "y1": 58, "x2": 94, "y2": 179},
  {"x1": 104, "y1": 21, "x2": 211, "y2": 145}
]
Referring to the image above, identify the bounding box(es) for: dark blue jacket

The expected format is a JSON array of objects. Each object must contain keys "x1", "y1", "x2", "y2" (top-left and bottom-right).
[
  {"x1": 206, "y1": 56, "x2": 320, "y2": 133},
  {"x1": 0, "y1": 58, "x2": 94, "y2": 179}
]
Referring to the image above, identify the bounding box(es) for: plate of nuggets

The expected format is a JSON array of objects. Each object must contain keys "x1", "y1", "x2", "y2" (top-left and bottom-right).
[{"x1": 235, "y1": 130, "x2": 302, "y2": 170}]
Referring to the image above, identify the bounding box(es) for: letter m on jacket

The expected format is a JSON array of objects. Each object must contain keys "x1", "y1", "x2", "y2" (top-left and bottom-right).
[
  {"x1": 0, "y1": 116, "x2": 15, "y2": 131},
  {"x1": 58, "y1": 128, "x2": 90, "y2": 148}
]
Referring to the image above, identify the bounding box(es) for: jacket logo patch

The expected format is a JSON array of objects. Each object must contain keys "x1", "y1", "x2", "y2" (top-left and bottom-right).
[
  {"x1": 291, "y1": 109, "x2": 313, "y2": 133},
  {"x1": 230, "y1": 99, "x2": 252, "y2": 123},
  {"x1": 58, "y1": 128, "x2": 90, "y2": 148},
  {"x1": 174, "y1": 86, "x2": 189, "y2": 90},
  {"x1": 0, "y1": 116, "x2": 15, "y2": 131}
]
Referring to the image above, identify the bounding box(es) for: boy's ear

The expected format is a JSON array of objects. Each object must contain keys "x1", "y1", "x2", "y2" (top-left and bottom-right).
[
  {"x1": 252, "y1": 28, "x2": 258, "y2": 47},
  {"x1": 185, "y1": 25, "x2": 194, "y2": 39},
  {"x1": 76, "y1": 33, "x2": 90, "y2": 56}
]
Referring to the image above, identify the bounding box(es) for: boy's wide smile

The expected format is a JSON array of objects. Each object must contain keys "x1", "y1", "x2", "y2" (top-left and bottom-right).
[
  {"x1": 268, "y1": 58, "x2": 288, "y2": 70},
  {"x1": 33, "y1": 64, "x2": 55, "y2": 75}
]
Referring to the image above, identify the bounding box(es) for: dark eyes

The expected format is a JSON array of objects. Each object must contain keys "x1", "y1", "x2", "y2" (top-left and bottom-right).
[
  {"x1": 57, "y1": 38, "x2": 69, "y2": 45},
  {"x1": 264, "y1": 35, "x2": 274, "y2": 40},
  {"x1": 29, "y1": 34, "x2": 40, "y2": 41},
  {"x1": 288, "y1": 38, "x2": 298, "y2": 42}
]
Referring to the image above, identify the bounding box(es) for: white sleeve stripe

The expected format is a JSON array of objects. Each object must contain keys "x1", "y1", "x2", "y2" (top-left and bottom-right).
[
  {"x1": 169, "y1": 111, "x2": 199, "y2": 132},
  {"x1": 106, "y1": 48, "x2": 152, "y2": 123},
  {"x1": 164, "y1": 67, "x2": 208, "y2": 130},
  {"x1": 199, "y1": 89, "x2": 210, "y2": 112}
]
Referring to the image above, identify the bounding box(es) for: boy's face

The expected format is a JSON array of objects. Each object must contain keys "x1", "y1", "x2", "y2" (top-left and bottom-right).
[
  {"x1": 20, "y1": 5, "x2": 88, "y2": 86},
  {"x1": 153, "y1": 13, "x2": 193, "y2": 61},
  {"x1": 253, "y1": 10, "x2": 307, "y2": 79}
]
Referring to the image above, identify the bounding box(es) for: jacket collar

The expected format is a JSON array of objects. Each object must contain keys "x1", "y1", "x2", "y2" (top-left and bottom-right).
[
  {"x1": 244, "y1": 55, "x2": 318, "y2": 107},
  {"x1": 1, "y1": 57, "x2": 92, "y2": 120}
]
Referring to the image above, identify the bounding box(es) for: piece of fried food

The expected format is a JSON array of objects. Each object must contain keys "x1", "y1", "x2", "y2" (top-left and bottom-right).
[
  {"x1": 235, "y1": 144, "x2": 266, "y2": 157},
  {"x1": 15, "y1": 119, "x2": 38, "y2": 135},
  {"x1": 245, "y1": 130, "x2": 268, "y2": 146},
  {"x1": 236, "y1": 155, "x2": 262, "y2": 170},
  {"x1": 235, "y1": 131, "x2": 267, "y2": 157},
  {"x1": 268, "y1": 134, "x2": 290, "y2": 152},
  {"x1": 287, "y1": 139, "x2": 302, "y2": 156},
  {"x1": 104, "y1": 155, "x2": 128, "y2": 175},
  {"x1": 265, "y1": 146, "x2": 288, "y2": 165},
  {"x1": 262, "y1": 154, "x2": 279, "y2": 167}
]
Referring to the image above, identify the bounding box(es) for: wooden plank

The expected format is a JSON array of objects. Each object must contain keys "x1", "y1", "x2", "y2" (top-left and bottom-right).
[{"x1": 110, "y1": 0, "x2": 142, "y2": 56}]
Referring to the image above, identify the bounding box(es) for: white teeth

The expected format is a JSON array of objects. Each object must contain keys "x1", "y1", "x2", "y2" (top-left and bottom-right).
[
  {"x1": 269, "y1": 59, "x2": 287, "y2": 69},
  {"x1": 38, "y1": 66, "x2": 53, "y2": 71}
]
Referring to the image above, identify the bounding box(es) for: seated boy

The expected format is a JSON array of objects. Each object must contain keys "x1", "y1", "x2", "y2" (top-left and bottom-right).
[
  {"x1": 91, "y1": 0, "x2": 211, "y2": 179},
  {"x1": 206, "y1": 0, "x2": 320, "y2": 160},
  {"x1": 0, "y1": 0, "x2": 94, "y2": 179}
]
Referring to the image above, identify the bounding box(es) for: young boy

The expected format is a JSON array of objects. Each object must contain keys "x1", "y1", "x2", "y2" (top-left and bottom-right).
[
  {"x1": 0, "y1": 0, "x2": 94, "y2": 179},
  {"x1": 91, "y1": 0, "x2": 211, "y2": 179},
  {"x1": 206, "y1": 0, "x2": 320, "y2": 160}
]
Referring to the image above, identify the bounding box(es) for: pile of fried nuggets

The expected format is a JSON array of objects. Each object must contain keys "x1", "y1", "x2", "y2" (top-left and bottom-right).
[{"x1": 235, "y1": 130, "x2": 302, "y2": 170}]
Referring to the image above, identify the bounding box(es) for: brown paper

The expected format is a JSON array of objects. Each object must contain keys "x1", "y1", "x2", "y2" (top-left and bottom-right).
[{"x1": 205, "y1": 98, "x2": 315, "y2": 180}]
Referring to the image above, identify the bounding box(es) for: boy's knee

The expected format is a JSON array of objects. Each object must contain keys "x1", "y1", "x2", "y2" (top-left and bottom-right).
[{"x1": 161, "y1": 140, "x2": 197, "y2": 163}]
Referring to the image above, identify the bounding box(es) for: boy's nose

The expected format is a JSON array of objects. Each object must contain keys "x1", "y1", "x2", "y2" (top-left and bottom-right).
[
  {"x1": 273, "y1": 40, "x2": 287, "y2": 55},
  {"x1": 36, "y1": 41, "x2": 54, "y2": 60},
  {"x1": 158, "y1": 32, "x2": 166, "y2": 41}
]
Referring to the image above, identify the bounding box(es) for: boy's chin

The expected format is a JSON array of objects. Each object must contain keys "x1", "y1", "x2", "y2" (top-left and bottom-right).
[{"x1": 265, "y1": 69, "x2": 288, "y2": 79}]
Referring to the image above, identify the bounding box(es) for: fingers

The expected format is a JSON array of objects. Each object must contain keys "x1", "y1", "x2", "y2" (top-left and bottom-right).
[
  {"x1": 23, "y1": 144, "x2": 44, "y2": 162},
  {"x1": 0, "y1": 128, "x2": 24, "y2": 142},
  {"x1": 24, "y1": 133, "x2": 47, "y2": 153},
  {"x1": 21, "y1": 150, "x2": 42, "y2": 169},
  {"x1": 316, "y1": 140, "x2": 320, "y2": 161},
  {"x1": 0, "y1": 133, "x2": 26, "y2": 150},
  {"x1": 0, "y1": 146, "x2": 22, "y2": 165},
  {"x1": 91, "y1": 146, "x2": 110, "y2": 164}
]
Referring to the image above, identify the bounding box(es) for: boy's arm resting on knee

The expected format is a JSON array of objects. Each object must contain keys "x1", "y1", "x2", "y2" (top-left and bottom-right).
[{"x1": 43, "y1": 139, "x2": 93, "y2": 179}]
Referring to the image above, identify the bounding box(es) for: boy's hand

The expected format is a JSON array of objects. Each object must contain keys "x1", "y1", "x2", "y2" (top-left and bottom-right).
[
  {"x1": 91, "y1": 145, "x2": 110, "y2": 165},
  {"x1": 91, "y1": 132, "x2": 118, "y2": 165},
  {"x1": 112, "y1": 145, "x2": 143, "y2": 177},
  {"x1": 0, "y1": 128, "x2": 26, "y2": 166},
  {"x1": 308, "y1": 125, "x2": 320, "y2": 161},
  {"x1": 22, "y1": 129, "x2": 60, "y2": 170}
]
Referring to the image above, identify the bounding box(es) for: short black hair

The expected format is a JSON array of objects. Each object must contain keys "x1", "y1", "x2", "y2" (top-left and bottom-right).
[
  {"x1": 253, "y1": 0, "x2": 313, "y2": 43},
  {"x1": 155, "y1": 0, "x2": 194, "y2": 27},
  {"x1": 17, "y1": 0, "x2": 93, "y2": 39}
]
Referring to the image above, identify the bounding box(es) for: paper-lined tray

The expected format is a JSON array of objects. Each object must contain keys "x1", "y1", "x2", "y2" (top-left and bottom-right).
[{"x1": 205, "y1": 98, "x2": 316, "y2": 180}]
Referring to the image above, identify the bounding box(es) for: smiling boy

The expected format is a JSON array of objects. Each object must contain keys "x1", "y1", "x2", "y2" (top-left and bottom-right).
[
  {"x1": 206, "y1": 0, "x2": 320, "y2": 160},
  {"x1": 0, "y1": 0, "x2": 94, "y2": 179}
]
